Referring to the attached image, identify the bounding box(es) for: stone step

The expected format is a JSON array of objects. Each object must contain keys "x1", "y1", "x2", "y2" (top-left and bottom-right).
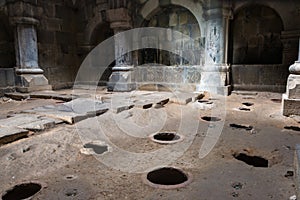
[
  {"x1": 5, "y1": 91, "x2": 78, "y2": 102},
  {"x1": 170, "y1": 92, "x2": 204, "y2": 105},
  {"x1": 0, "y1": 114, "x2": 61, "y2": 131},
  {"x1": 0, "y1": 126, "x2": 29, "y2": 146},
  {"x1": 23, "y1": 98, "x2": 109, "y2": 124}
]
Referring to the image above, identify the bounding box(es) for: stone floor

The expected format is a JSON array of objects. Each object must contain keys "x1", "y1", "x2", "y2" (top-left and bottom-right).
[{"x1": 0, "y1": 88, "x2": 299, "y2": 200}]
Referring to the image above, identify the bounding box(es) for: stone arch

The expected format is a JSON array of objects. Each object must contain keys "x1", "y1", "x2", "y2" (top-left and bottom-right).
[
  {"x1": 0, "y1": 12, "x2": 15, "y2": 68},
  {"x1": 138, "y1": 4, "x2": 203, "y2": 66},
  {"x1": 139, "y1": 0, "x2": 204, "y2": 36},
  {"x1": 90, "y1": 22, "x2": 114, "y2": 47},
  {"x1": 229, "y1": 4, "x2": 284, "y2": 64}
]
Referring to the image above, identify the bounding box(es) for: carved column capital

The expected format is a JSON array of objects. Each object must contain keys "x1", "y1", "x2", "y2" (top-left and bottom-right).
[{"x1": 10, "y1": 17, "x2": 39, "y2": 26}]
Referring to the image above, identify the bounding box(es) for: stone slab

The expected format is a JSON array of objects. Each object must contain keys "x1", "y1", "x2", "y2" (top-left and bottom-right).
[
  {"x1": 5, "y1": 91, "x2": 76, "y2": 102},
  {"x1": 133, "y1": 93, "x2": 171, "y2": 109},
  {"x1": 0, "y1": 126, "x2": 29, "y2": 145},
  {"x1": 30, "y1": 92, "x2": 75, "y2": 101},
  {"x1": 0, "y1": 114, "x2": 60, "y2": 131},
  {"x1": 282, "y1": 94, "x2": 300, "y2": 116},
  {"x1": 295, "y1": 144, "x2": 300, "y2": 199},
  {"x1": 170, "y1": 92, "x2": 204, "y2": 105},
  {"x1": 23, "y1": 98, "x2": 109, "y2": 124},
  {"x1": 5, "y1": 92, "x2": 30, "y2": 100},
  {"x1": 110, "y1": 104, "x2": 134, "y2": 114}
]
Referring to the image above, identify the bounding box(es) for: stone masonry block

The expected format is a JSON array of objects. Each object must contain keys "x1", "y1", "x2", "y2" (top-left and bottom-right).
[{"x1": 106, "y1": 8, "x2": 131, "y2": 23}]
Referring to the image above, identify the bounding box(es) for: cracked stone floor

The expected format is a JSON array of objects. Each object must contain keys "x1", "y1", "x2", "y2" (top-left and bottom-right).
[{"x1": 0, "y1": 88, "x2": 299, "y2": 200}]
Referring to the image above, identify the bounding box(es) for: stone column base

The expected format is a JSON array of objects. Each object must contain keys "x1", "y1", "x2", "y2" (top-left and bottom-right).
[
  {"x1": 282, "y1": 94, "x2": 300, "y2": 116},
  {"x1": 107, "y1": 66, "x2": 136, "y2": 92},
  {"x1": 196, "y1": 64, "x2": 231, "y2": 96},
  {"x1": 282, "y1": 73, "x2": 300, "y2": 116},
  {"x1": 16, "y1": 74, "x2": 52, "y2": 93}
]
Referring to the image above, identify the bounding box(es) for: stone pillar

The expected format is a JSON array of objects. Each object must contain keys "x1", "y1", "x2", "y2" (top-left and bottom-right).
[
  {"x1": 12, "y1": 17, "x2": 51, "y2": 93},
  {"x1": 281, "y1": 31, "x2": 300, "y2": 66},
  {"x1": 282, "y1": 37, "x2": 300, "y2": 116},
  {"x1": 106, "y1": 8, "x2": 135, "y2": 92},
  {"x1": 198, "y1": 7, "x2": 231, "y2": 95}
]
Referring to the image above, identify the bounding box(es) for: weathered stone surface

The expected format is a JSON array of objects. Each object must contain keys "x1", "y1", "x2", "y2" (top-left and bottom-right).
[
  {"x1": 286, "y1": 75, "x2": 300, "y2": 99},
  {"x1": 16, "y1": 74, "x2": 52, "y2": 93},
  {"x1": 24, "y1": 98, "x2": 109, "y2": 124},
  {"x1": 170, "y1": 92, "x2": 203, "y2": 105},
  {"x1": 0, "y1": 114, "x2": 60, "y2": 131},
  {"x1": 295, "y1": 144, "x2": 300, "y2": 198},
  {"x1": 110, "y1": 103, "x2": 134, "y2": 114},
  {"x1": 282, "y1": 94, "x2": 300, "y2": 116},
  {"x1": 0, "y1": 68, "x2": 15, "y2": 87},
  {"x1": 5, "y1": 91, "x2": 76, "y2": 101},
  {"x1": 5, "y1": 92, "x2": 30, "y2": 100},
  {"x1": 30, "y1": 91, "x2": 75, "y2": 101},
  {"x1": 106, "y1": 8, "x2": 131, "y2": 23},
  {"x1": 0, "y1": 126, "x2": 29, "y2": 145}
]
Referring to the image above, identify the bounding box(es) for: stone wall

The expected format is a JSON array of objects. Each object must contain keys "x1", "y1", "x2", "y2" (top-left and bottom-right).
[
  {"x1": 231, "y1": 64, "x2": 289, "y2": 92},
  {"x1": 230, "y1": 5, "x2": 283, "y2": 64},
  {"x1": 0, "y1": 0, "x2": 299, "y2": 94},
  {"x1": 0, "y1": 13, "x2": 14, "y2": 68},
  {"x1": 135, "y1": 65, "x2": 202, "y2": 91},
  {"x1": 37, "y1": 0, "x2": 78, "y2": 89}
]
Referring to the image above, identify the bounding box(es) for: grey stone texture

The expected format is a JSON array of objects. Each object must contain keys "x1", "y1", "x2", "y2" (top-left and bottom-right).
[
  {"x1": 0, "y1": 126, "x2": 29, "y2": 146},
  {"x1": 0, "y1": 0, "x2": 299, "y2": 94},
  {"x1": 282, "y1": 38, "x2": 300, "y2": 116},
  {"x1": 296, "y1": 144, "x2": 300, "y2": 198},
  {"x1": 24, "y1": 98, "x2": 109, "y2": 124}
]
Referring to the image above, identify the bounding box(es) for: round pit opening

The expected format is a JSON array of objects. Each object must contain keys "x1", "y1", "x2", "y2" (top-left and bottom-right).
[
  {"x1": 65, "y1": 189, "x2": 78, "y2": 197},
  {"x1": 150, "y1": 132, "x2": 183, "y2": 144},
  {"x1": 238, "y1": 107, "x2": 251, "y2": 111},
  {"x1": 83, "y1": 143, "x2": 108, "y2": 154},
  {"x1": 242, "y1": 102, "x2": 254, "y2": 107},
  {"x1": 143, "y1": 167, "x2": 191, "y2": 189},
  {"x1": 2, "y1": 182, "x2": 42, "y2": 200},
  {"x1": 201, "y1": 116, "x2": 221, "y2": 122},
  {"x1": 198, "y1": 100, "x2": 213, "y2": 104},
  {"x1": 64, "y1": 175, "x2": 78, "y2": 180}
]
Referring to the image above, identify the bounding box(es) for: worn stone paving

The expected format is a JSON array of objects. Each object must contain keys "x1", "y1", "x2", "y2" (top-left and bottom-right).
[
  {"x1": 0, "y1": 90, "x2": 300, "y2": 199},
  {"x1": 0, "y1": 90, "x2": 203, "y2": 146}
]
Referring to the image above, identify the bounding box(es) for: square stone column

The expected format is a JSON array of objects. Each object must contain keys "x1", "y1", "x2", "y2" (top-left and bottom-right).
[
  {"x1": 282, "y1": 37, "x2": 300, "y2": 116},
  {"x1": 106, "y1": 8, "x2": 136, "y2": 92},
  {"x1": 199, "y1": 7, "x2": 232, "y2": 95},
  {"x1": 11, "y1": 17, "x2": 51, "y2": 93}
]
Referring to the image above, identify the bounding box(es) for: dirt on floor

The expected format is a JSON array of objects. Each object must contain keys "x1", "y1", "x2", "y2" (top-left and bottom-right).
[{"x1": 0, "y1": 90, "x2": 299, "y2": 200}]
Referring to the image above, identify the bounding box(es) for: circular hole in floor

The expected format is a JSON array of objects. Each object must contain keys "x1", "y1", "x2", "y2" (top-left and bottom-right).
[
  {"x1": 2, "y1": 183, "x2": 42, "y2": 200},
  {"x1": 238, "y1": 107, "x2": 251, "y2": 111},
  {"x1": 198, "y1": 100, "x2": 213, "y2": 104},
  {"x1": 242, "y1": 102, "x2": 254, "y2": 107},
  {"x1": 64, "y1": 175, "x2": 77, "y2": 180},
  {"x1": 65, "y1": 189, "x2": 78, "y2": 197},
  {"x1": 144, "y1": 167, "x2": 191, "y2": 189},
  {"x1": 150, "y1": 132, "x2": 183, "y2": 144},
  {"x1": 201, "y1": 116, "x2": 221, "y2": 122},
  {"x1": 83, "y1": 143, "x2": 108, "y2": 154}
]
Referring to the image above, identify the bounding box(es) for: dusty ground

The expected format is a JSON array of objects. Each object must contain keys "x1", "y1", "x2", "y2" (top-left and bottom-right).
[{"x1": 0, "y1": 89, "x2": 299, "y2": 200}]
